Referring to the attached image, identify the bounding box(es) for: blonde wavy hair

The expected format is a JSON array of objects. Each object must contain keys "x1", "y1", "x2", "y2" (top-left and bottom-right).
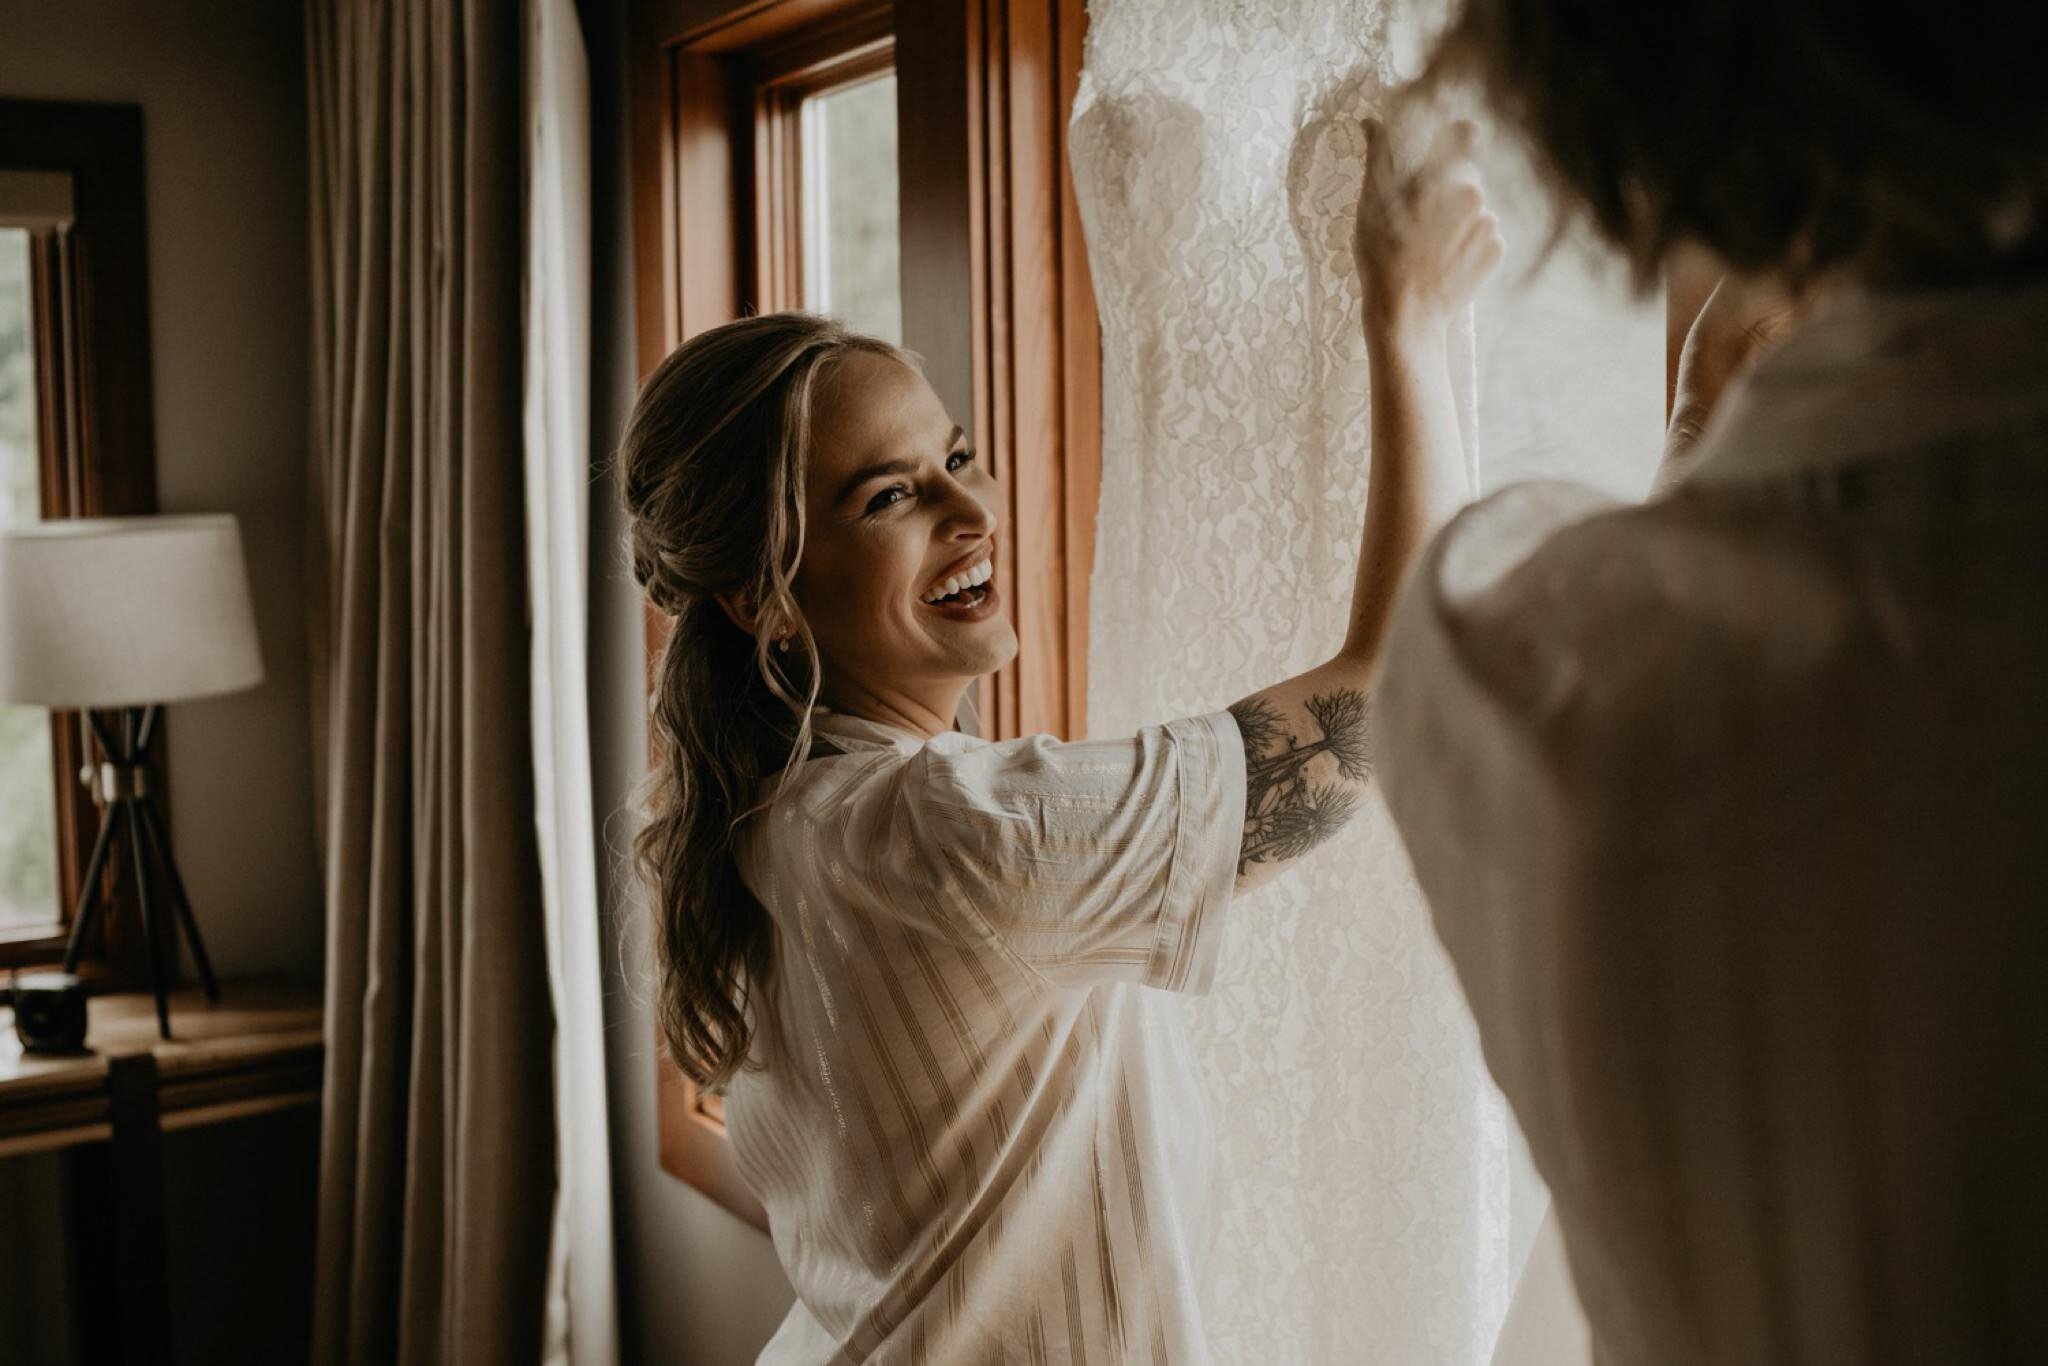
[{"x1": 619, "y1": 311, "x2": 907, "y2": 1086}]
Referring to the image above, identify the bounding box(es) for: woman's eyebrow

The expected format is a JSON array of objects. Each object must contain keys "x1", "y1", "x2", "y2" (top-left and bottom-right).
[
  {"x1": 835, "y1": 457, "x2": 920, "y2": 506},
  {"x1": 834, "y1": 428, "x2": 967, "y2": 506}
]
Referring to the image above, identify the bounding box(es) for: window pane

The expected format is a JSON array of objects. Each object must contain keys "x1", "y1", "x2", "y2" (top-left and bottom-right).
[
  {"x1": 0, "y1": 226, "x2": 58, "y2": 932},
  {"x1": 0, "y1": 229, "x2": 35, "y2": 522},
  {"x1": 803, "y1": 73, "x2": 901, "y2": 344}
]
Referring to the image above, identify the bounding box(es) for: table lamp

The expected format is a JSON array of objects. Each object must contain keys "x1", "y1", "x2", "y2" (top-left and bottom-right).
[{"x1": 0, "y1": 515, "x2": 264, "y2": 1039}]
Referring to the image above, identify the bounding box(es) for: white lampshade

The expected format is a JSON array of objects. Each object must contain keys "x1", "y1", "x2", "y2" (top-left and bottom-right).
[{"x1": 0, "y1": 515, "x2": 265, "y2": 708}]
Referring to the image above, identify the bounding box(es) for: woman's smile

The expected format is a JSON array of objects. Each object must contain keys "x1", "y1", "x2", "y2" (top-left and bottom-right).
[
  {"x1": 918, "y1": 546, "x2": 1000, "y2": 620},
  {"x1": 790, "y1": 350, "x2": 1020, "y2": 726}
]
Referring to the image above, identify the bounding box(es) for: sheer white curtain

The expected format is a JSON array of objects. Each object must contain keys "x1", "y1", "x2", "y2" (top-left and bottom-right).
[
  {"x1": 1070, "y1": 1, "x2": 1659, "y2": 1361},
  {"x1": 524, "y1": 1, "x2": 618, "y2": 1362}
]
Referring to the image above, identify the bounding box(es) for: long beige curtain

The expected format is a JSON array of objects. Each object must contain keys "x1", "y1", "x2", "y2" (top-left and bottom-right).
[{"x1": 306, "y1": 1, "x2": 556, "y2": 1360}]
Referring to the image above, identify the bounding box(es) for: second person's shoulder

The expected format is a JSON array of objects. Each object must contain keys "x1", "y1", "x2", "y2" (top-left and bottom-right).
[{"x1": 1384, "y1": 474, "x2": 1866, "y2": 765}]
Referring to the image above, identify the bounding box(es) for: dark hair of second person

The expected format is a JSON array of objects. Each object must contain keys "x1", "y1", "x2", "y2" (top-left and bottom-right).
[{"x1": 1425, "y1": 0, "x2": 2048, "y2": 287}]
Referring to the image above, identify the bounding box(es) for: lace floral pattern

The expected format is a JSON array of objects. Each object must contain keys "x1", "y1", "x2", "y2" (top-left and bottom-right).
[{"x1": 1070, "y1": 1, "x2": 1661, "y2": 1359}]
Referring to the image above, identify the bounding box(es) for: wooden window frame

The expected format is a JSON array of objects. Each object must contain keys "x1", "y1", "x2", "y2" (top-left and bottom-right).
[
  {"x1": 751, "y1": 16, "x2": 895, "y2": 311},
  {"x1": 631, "y1": 0, "x2": 1100, "y2": 1231},
  {"x1": 959, "y1": 0, "x2": 1098, "y2": 743},
  {"x1": 0, "y1": 100, "x2": 164, "y2": 982}
]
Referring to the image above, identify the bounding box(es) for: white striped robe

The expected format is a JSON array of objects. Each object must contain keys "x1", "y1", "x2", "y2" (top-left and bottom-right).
[{"x1": 725, "y1": 708, "x2": 1246, "y2": 1364}]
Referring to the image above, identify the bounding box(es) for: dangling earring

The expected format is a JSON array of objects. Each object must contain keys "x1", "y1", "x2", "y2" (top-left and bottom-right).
[{"x1": 777, "y1": 635, "x2": 792, "y2": 653}]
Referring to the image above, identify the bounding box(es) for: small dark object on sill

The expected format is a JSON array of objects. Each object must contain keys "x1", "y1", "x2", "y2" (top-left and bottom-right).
[{"x1": 12, "y1": 969, "x2": 91, "y2": 1053}]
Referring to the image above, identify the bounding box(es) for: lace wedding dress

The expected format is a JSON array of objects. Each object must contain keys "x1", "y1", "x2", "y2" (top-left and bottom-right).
[{"x1": 1070, "y1": 1, "x2": 1659, "y2": 1359}]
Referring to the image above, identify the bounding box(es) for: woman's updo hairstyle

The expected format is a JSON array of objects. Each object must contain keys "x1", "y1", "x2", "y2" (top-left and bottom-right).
[{"x1": 620, "y1": 311, "x2": 906, "y2": 1086}]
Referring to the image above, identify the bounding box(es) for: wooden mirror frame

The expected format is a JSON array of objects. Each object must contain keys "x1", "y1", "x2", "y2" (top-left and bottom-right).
[{"x1": 0, "y1": 99, "x2": 164, "y2": 982}]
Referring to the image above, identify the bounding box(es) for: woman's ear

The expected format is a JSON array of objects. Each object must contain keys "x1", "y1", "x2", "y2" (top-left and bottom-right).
[
  {"x1": 715, "y1": 590, "x2": 760, "y2": 638},
  {"x1": 718, "y1": 590, "x2": 799, "y2": 650}
]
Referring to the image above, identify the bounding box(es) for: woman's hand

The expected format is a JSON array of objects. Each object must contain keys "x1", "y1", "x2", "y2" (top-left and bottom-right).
[
  {"x1": 1352, "y1": 117, "x2": 1504, "y2": 340},
  {"x1": 1671, "y1": 273, "x2": 1808, "y2": 422},
  {"x1": 1658, "y1": 272, "x2": 1816, "y2": 489}
]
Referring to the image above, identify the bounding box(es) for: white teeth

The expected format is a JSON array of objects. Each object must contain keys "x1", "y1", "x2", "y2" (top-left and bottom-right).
[{"x1": 922, "y1": 556, "x2": 993, "y2": 603}]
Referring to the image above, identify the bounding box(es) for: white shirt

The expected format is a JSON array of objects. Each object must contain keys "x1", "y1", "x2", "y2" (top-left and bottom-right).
[
  {"x1": 1377, "y1": 281, "x2": 2048, "y2": 1364},
  {"x1": 726, "y1": 708, "x2": 1245, "y2": 1364}
]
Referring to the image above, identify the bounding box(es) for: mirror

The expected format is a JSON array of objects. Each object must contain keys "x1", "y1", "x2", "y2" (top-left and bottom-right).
[{"x1": 0, "y1": 99, "x2": 160, "y2": 976}]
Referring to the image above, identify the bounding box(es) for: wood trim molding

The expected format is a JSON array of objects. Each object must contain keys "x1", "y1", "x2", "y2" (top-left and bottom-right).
[
  {"x1": 631, "y1": 0, "x2": 892, "y2": 362},
  {"x1": 964, "y1": 0, "x2": 1099, "y2": 744},
  {"x1": 749, "y1": 6, "x2": 892, "y2": 83},
  {"x1": 1053, "y1": 0, "x2": 1100, "y2": 734},
  {"x1": 645, "y1": 0, "x2": 880, "y2": 54},
  {"x1": 751, "y1": 28, "x2": 895, "y2": 310}
]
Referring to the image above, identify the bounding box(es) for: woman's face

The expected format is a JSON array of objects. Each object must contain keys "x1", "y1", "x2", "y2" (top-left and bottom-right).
[{"x1": 790, "y1": 351, "x2": 1016, "y2": 716}]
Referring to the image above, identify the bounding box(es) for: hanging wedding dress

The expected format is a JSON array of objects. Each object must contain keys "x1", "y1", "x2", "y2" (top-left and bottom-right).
[{"x1": 1070, "y1": 1, "x2": 1660, "y2": 1360}]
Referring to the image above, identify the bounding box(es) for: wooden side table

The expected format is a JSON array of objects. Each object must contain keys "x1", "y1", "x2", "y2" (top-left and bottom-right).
[{"x1": 0, "y1": 981, "x2": 322, "y2": 1366}]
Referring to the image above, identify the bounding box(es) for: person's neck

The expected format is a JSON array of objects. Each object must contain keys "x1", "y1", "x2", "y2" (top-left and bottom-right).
[{"x1": 820, "y1": 676, "x2": 969, "y2": 741}]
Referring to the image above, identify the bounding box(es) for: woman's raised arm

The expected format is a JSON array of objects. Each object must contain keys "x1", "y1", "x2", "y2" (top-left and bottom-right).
[{"x1": 1229, "y1": 117, "x2": 1502, "y2": 893}]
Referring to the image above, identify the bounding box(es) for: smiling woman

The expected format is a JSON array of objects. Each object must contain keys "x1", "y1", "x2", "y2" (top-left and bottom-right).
[
  {"x1": 783, "y1": 351, "x2": 1014, "y2": 731},
  {"x1": 618, "y1": 93, "x2": 1499, "y2": 1361},
  {"x1": 621, "y1": 313, "x2": 1244, "y2": 1359}
]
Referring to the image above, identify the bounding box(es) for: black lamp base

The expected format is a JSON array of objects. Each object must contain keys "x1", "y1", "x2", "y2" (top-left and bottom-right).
[{"x1": 59, "y1": 706, "x2": 219, "y2": 1039}]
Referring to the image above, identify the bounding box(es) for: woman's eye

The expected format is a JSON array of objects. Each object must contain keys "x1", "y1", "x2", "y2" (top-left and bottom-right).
[
  {"x1": 865, "y1": 486, "x2": 910, "y2": 514},
  {"x1": 946, "y1": 448, "x2": 976, "y2": 473}
]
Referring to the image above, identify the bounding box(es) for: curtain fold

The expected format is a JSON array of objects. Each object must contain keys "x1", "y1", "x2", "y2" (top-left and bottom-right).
[
  {"x1": 1071, "y1": 1, "x2": 1662, "y2": 1361},
  {"x1": 523, "y1": 0, "x2": 619, "y2": 1361},
  {"x1": 307, "y1": 1, "x2": 557, "y2": 1360}
]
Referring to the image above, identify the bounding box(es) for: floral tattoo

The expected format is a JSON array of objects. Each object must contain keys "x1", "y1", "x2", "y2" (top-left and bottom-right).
[{"x1": 1228, "y1": 691, "x2": 1372, "y2": 874}]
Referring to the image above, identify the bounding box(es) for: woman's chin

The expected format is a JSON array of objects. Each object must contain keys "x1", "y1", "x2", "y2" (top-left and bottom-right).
[
  {"x1": 951, "y1": 620, "x2": 1018, "y2": 679},
  {"x1": 985, "y1": 625, "x2": 1020, "y2": 674},
  {"x1": 950, "y1": 622, "x2": 1019, "y2": 681}
]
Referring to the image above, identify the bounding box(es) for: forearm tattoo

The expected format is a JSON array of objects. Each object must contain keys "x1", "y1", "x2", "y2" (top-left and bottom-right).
[{"x1": 1228, "y1": 690, "x2": 1372, "y2": 875}]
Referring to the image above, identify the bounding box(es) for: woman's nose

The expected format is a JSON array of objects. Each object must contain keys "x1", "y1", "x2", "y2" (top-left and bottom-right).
[{"x1": 940, "y1": 482, "x2": 998, "y2": 539}]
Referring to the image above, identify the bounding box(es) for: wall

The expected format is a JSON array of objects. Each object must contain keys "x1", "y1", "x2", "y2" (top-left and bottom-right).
[
  {"x1": 582, "y1": 0, "x2": 801, "y2": 1361},
  {"x1": 0, "y1": 1, "x2": 319, "y2": 1360}
]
